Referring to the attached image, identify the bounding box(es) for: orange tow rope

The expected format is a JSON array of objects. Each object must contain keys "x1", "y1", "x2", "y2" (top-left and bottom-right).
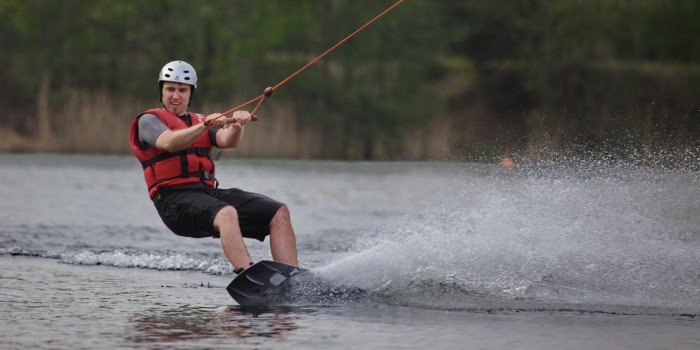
[{"x1": 213, "y1": 0, "x2": 405, "y2": 124}]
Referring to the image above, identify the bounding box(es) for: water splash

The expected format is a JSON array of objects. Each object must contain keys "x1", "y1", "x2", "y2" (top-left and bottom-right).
[
  {"x1": 0, "y1": 247, "x2": 234, "y2": 276},
  {"x1": 58, "y1": 249, "x2": 234, "y2": 275},
  {"x1": 318, "y1": 160, "x2": 700, "y2": 313}
]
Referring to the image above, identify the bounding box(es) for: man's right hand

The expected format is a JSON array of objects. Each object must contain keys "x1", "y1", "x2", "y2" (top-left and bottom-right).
[{"x1": 204, "y1": 113, "x2": 226, "y2": 128}]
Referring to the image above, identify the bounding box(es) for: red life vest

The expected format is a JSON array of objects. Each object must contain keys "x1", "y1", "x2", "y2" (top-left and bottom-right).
[{"x1": 129, "y1": 108, "x2": 217, "y2": 198}]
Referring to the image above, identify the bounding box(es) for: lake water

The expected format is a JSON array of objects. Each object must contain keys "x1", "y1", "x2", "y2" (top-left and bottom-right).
[{"x1": 1, "y1": 153, "x2": 699, "y2": 349}]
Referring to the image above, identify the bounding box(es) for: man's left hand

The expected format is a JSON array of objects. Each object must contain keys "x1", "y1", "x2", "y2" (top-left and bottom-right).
[{"x1": 230, "y1": 110, "x2": 252, "y2": 129}]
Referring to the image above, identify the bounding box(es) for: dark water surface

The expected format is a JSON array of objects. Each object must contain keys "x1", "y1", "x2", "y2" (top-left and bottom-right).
[{"x1": 1, "y1": 153, "x2": 698, "y2": 349}]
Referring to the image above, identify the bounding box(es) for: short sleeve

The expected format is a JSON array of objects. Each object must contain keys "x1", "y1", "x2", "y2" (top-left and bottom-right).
[{"x1": 137, "y1": 114, "x2": 169, "y2": 150}]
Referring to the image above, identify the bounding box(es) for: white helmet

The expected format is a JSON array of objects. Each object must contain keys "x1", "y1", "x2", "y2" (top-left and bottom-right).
[{"x1": 158, "y1": 60, "x2": 197, "y2": 88}]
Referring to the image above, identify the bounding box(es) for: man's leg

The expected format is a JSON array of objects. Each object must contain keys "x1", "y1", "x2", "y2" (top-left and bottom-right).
[
  {"x1": 214, "y1": 206, "x2": 253, "y2": 270},
  {"x1": 268, "y1": 205, "x2": 298, "y2": 266}
]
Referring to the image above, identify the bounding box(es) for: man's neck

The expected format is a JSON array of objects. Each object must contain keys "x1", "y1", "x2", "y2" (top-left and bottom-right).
[
  {"x1": 178, "y1": 112, "x2": 192, "y2": 127},
  {"x1": 161, "y1": 107, "x2": 188, "y2": 117}
]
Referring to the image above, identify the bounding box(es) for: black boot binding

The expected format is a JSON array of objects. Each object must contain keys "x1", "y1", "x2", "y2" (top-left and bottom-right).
[{"x1": 233, "y1": 261, "x2": 255, "y2": 275}]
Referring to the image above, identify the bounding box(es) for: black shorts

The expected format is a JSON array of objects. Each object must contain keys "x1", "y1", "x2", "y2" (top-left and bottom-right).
[{"x1": 152, "y1": 185, "x2": 284, "y2": 241}]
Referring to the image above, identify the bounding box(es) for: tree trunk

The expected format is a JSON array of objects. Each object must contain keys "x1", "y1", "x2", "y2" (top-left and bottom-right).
[{"x1": 37, "y1": 73, "x2": 52, "y2": 144}]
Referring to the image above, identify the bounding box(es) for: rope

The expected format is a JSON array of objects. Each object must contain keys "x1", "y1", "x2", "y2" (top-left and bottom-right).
[{"x1": 213, "y1": 0, "x2": 405, "y2": 123}]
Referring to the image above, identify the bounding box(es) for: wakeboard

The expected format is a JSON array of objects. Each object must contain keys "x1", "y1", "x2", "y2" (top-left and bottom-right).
[{"x1": 226, "y1": 260, "x2": 366, "y2": 307}]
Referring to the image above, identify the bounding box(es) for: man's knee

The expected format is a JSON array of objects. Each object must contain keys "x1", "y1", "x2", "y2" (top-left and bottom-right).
[
  {"x1": 277, "y1": 204, "x2": 290, "y2": 217},
  {"x1": 272, "y1": 205, "x2": 291, "y2": 224},
  {"x1": 214, "y1": 206, "x2": 238, "y2": 228}
]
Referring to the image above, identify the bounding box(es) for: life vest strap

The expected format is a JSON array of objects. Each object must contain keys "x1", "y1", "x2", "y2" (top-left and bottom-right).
[
  {"x1": 147, "y1": 170, "x2": 217, "y2": 191},
  {"x1": 141, "y1": 147, "x2": 211, "y2": 170}
]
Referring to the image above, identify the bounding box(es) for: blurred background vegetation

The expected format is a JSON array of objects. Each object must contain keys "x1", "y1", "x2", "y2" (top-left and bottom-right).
[{"x1": 0, "y1": 0, "x2": 698, "y2": 162}]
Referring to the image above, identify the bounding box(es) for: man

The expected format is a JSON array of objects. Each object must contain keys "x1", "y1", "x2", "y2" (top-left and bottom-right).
[{"x1": 129, "y1": 60, "x2": 298, "y2": 274}]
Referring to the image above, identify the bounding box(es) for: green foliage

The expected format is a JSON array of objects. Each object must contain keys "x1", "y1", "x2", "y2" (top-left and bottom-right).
[
  {"x1": 1, "y1": 0, "x2": 698, "y2": 158},
  {"x1": 445, "y1": 0, "x2": 700, "y2": 153}
]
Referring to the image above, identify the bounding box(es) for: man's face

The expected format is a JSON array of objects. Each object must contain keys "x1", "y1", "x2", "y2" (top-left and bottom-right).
[{"x1": 161, "y1": 82, "x2": 192, "y2": 115}]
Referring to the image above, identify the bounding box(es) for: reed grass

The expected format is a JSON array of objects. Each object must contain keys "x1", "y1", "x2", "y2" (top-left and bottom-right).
[{"x1": 1, "y1": 88, "x2": 454, "y2": 160}]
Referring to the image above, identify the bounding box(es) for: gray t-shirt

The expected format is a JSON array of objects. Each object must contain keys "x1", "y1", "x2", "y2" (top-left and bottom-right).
[{"x1": 137, "y1": 113, "x2": 218, "y2": 150}]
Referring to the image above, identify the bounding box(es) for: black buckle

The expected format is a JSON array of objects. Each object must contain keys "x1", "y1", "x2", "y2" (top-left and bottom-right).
[{"x1": 201, "y1": 171, "x2": 214, "y2": 181}]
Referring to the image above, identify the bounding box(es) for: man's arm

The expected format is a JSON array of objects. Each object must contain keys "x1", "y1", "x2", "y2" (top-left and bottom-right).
[
  {"x1": 139, "y1": 112, "x2": 246, "y2": 152},
  {"x1": 154, "y1": 123, "x2": 209, "y2": 153},
  {"x1": 215, "y1": 110, "x2": 253, "y2": 149},
  {"x1": 141, "y1": 113, "x2": 226, "y2": 152}
]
